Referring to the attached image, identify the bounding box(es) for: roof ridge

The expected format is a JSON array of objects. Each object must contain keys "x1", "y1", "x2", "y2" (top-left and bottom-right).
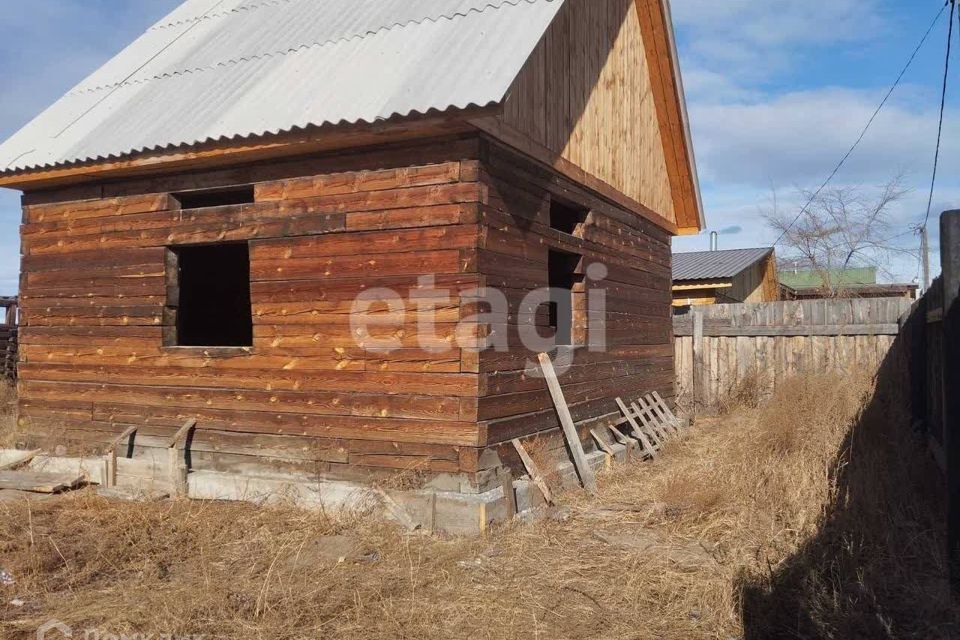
[
  {"x1": 150, "y1": 0, "x2": 527, "y2": 31},
  {"x1": 71, "y1": 0, "x2": 542, "y2": 96},
  {"x1": 150, "y1": 0, "x2": 309, "y2": 31},
  {"x1": 674, "y1": 247, "x2": 772, "y2": 255}
]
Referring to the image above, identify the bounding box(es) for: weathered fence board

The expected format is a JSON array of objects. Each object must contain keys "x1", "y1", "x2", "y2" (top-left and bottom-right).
[
  {"x1": 939, "y1": 211, "x2": 960, "y2": 592},
  {"x1": 674, "y1": 298, "x2": 912, "y2": 411},
  {"x1": 0, "y1": 297, "x2": 18, "y2": 381}
]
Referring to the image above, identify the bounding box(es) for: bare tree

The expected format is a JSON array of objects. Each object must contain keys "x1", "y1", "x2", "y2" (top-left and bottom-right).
[{"x1": 765, "y1": 176, "x2": 915, "y2": 296}]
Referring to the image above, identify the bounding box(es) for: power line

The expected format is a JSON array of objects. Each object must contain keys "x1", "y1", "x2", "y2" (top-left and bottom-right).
[
  {"x1": 921, "y1": 0, "x2": 957, "y2": 231},
  {"x1": 878, "y1": 227, "x2": 926, "y2": 246},
  {"x1": 773, "y1": 2, "x2": 950, "y2": 247}
]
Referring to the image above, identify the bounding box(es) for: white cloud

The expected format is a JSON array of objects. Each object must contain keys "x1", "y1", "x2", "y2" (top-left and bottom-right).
[
  {"x1": 690, "y1": 86, "x2": 955, "y2": 188},
  {"x1": 669, "y1": 0, "x2": 959, "y2": 285},
  {"x1": 682, "y1": 68, "x2": 761, "y2": 102},
  {"x1": 672, "y1": 0, "x2": 886, "y2": 81},
  {"x1": 672, "y1": 0, "x2": 879, "y2": 42}
]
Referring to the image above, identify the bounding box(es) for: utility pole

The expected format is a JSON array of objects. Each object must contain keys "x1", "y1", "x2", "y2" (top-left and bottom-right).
[{"x1": 922, "y1": 225, "x2": 932, "y2": 293}]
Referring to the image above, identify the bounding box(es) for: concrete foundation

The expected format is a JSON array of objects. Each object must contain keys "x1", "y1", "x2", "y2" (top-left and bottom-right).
[{"x1": 1, "y1": 439, "x2": 639, "y2": 535}]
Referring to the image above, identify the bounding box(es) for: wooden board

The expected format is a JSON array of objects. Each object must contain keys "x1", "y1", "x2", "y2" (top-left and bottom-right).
[
  {"x1": 590, "y1": 429, "x2": 615, "y2": 456},
  {"x1": 0, "y1": 450, "x2": 41, "y2": 471},
  {"x1": 641, "y1": 395, "x2": 676, "y2": 435},
  {"x1": 538, "y1": 353, "x2": 598, "y2": 493},
  {"x1": 631, "y1": 400, "x2": 669, "y2": 443},
  {"x1": 651, "y1": 391, "x2": 681, "y2": 429},
  {"x1": 615, "y1": 397, "x2": 658, "y2": 458},
  {"x1": 498, "y1": 469, "x2": 518, "y2": 518},
  {"x1": 512, "y1": 439, "x2": 554, "y2": 505},
  {"x1": 0, "y1": 471, "x2": 85, "y2": 494},
  {"x1": 498, "y1": 0, "x2": 688, "y2": 228}
]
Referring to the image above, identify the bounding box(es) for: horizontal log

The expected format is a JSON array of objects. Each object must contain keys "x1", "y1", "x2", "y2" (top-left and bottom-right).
[
  {"x1": 24, "y1": 193, "x2": 170, "y2": 224},
  {"x1": 255, "y1": 162, "x2": 463, "y2": 201},
  {"x1": 251, "y1": 249, "x2": 473, "y2": 281},
  {"x1": 347, "y1": 203, "x2": 477, "y2": 231},
  {"x1": 19, "y1": 397, "x2": 480, "y2": 448},
  {"x1": 672, "y1": 322, "x2": 902, "y2": 337},
  {"x1": 21, "y1": 379, "x2": 467, "y2": 421},
  {"x1": 18, "y1": 363, "x2": 479, "y2": 396},
  {"x1": 250, "y1": 224, "x2": 478, "y2": 259}
]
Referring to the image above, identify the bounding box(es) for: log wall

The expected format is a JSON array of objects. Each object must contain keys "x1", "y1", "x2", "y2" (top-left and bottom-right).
[
  {"x1": 477, "y1": 140, "x2": 675, "y2": 453},
  {"x1": 18, "y1": 138, "x2": 488, "y2": 484},
  {"x1": 15, "y1": 134, "x2": 678, "y2": 487}
]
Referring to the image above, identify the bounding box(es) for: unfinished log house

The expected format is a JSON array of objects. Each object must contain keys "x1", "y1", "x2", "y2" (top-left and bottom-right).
[{"x1": 0, "y1": 0, "x2": 703, "y2": 514}]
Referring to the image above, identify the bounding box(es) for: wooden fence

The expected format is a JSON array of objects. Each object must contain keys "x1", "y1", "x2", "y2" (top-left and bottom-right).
[
  {"x1": 0, "y1": 297, "x2": 18, "y2": 381},
  {"x1": 900, "y1": 210, "x2": 960, "y2": 590},
  {"x1": 906, "y1": 275, "x2": 947, "y2": 468},
  {"x1": 674, "y1": 298, "x2": 913, "y2": 411}
]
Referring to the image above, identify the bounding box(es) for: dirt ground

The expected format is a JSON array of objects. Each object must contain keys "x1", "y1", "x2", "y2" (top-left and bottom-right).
[{"x1": 0, "y1": 375, "x2": 956, "y2": 640}]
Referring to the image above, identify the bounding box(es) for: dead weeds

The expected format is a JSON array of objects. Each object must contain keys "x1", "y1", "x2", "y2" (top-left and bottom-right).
[
  {"x1": 0, "y1": 374, "x2": 955, "y2": 639},
  {"x1": 0, "y1": 380, "x2": 16, "y2": 448}
]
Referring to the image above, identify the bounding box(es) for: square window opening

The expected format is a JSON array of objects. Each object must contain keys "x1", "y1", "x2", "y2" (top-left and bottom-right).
[
  {"x1": 167, "y1": 243, "x2": 253, "y2": 347},
  {"x1": 549, "y1": 198, "x2": 589, "y2": 235},
  {"x1": 174, "y1": 185, "x2": 255, "y2": 210},
  {"x1": 548, "y1": 250, "x2": 583, "y2": 346}
]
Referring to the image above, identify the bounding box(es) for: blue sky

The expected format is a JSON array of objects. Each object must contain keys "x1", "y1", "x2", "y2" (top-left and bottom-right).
[
  {"x1": 0, "y1": 0, "x2": 958, "y2": 295},
  {"x1": 670, "y1": 0, "x2": 960, "y2": 283}
]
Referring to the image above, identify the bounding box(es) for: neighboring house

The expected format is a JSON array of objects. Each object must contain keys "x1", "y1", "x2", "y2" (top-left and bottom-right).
[
  {"x1": 0, "y1": 0, "x2": 703, "y2": 521},
  {"x1": 672, "y1": 248, "x2": 779, "y2": 307},
  {"x1": 779, "y1": 267, "x2": 919, "y2": 300}
]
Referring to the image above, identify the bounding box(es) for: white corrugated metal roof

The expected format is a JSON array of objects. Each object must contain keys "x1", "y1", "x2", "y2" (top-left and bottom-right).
[{"x1": 0, "y1": 0, "x2": 564, "y2": 173}]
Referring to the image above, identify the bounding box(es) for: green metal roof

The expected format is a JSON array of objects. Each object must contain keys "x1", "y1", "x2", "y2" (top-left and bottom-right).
[{"x1": 779, "y1": 267, "x2": 877, "y2": 289}]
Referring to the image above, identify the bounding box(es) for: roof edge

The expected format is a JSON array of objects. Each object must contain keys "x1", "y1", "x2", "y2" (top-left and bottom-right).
[
  {"x1": 659, "y1": 0, "x2": 704, "y2": 231},
  {"x1": 0, "y1": 107, "x2": 498, "y2": 191}
]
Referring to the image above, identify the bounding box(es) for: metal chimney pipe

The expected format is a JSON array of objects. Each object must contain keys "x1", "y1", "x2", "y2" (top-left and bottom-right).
[{"x1": 710, "y1": 231, "x2": 719, "y2": 251}]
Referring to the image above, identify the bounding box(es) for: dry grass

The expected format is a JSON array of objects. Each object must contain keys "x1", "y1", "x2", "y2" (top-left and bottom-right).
[
  {"x1": 716, "y1": 367, "x2": 768, "y2": 415},
  {"x1": 0, "y1": 374, "x2": 955, "y2": 640},
  {"x1": 0, "y1": 380, "x2": 16, "y2": 448}
]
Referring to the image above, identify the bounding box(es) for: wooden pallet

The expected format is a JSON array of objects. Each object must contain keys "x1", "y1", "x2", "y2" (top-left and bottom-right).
[
  {"x1": 615, "y1": 392, "x2": 685, "y2": 458},
  {"x1": 0, "y1": 325, "x2": 16, "y2": 381}
]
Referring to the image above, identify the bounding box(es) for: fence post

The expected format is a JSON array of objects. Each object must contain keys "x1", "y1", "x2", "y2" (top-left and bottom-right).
[
  {"x1": 941, "y1": 210, "x2": 960, "y2": 593},
  {"x1": 4, "y1": 301, "x2": 16, "y2": 327},
  {"x1": 692, "y1": 309, "x2": 704, "y2": 414}
]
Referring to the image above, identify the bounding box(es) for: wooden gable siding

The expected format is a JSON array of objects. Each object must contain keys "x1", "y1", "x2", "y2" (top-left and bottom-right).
[
  {"x1": 16, "y1": 138, "x2": 488, "y2": 482},
  {"x1": 475, "y1": 140, "x2": 675, "y2": 448},
  {"x1": 499, "y1": 0, "x2": 677, "y2": 228},
  {"x1": 730, "y1": 254, "x2": 780, "y2": 304}
]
